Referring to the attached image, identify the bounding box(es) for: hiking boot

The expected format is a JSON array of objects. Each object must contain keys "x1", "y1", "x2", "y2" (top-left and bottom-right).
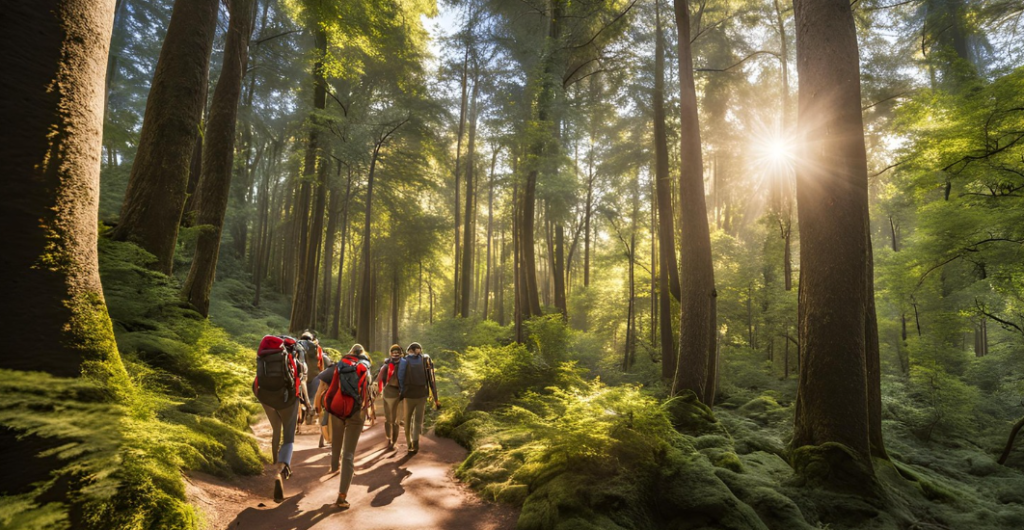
[
  {"x1": 273, "y1": 474, "x2": 285, "y2": 503},
  {"x1": 281, "y1": 464, "x2": 292, "y2": 480},
  {"x1": 336, "y1": 494, "x2": 350, "y2": 509},
  {"x1": 409, "y1": 442, "x2": 419, "y2": 454}
]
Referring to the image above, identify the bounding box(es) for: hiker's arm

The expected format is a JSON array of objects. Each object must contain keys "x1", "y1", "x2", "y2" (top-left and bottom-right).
[
  {"x1": 314, "y1": 380, "x2": 328, "y2": 414},
  {"x1": 427, "y1": 358, "x2": 439, "y2": 403},
  {"x1": 375, "y1": 364, "x2": 386, "y2": 394}
]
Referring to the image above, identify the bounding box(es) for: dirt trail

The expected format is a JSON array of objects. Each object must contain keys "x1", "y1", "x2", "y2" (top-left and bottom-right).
[{"x1": 186, "y1": 400, "x2": 518, "y2": 530}]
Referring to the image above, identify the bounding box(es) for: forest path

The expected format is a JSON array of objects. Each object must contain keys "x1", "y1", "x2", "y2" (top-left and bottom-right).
[{"x1": 186, "y1": 398, "x2": 518, "y2": 530}]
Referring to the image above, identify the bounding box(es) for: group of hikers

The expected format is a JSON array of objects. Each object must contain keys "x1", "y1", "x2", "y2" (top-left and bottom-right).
[{"x1": 253, "y1": 331, "x2": 439, "y2": 508}]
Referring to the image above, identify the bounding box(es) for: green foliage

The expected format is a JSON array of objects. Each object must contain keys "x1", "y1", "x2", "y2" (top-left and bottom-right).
[{"x1": 0, "y1": 238, "x2": 274, "y2": 530}]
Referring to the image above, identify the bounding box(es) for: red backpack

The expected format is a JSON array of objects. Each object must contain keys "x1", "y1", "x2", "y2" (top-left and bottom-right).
[{"x1": 325, "y1": 355, "x2": 368, "y2": 419}]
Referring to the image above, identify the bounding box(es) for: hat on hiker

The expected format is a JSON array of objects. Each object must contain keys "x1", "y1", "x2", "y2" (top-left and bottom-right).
[
  {"x1": 407, "y1": 342, "x2": 422, "y2": 352},
  {"x1": 301, "y1": 330, "x2": 316, "y2": 341},
  {"x1": 349, "y1": 344, "x2": 364, "y2": 355},
  {"x1": 389, "y1": 344, "x2": 403, "y2": 354}
]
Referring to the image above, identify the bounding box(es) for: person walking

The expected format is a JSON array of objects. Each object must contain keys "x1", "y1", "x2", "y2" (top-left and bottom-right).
[
  {"x1": 375, "y1": 344, "x2": 405, "y2": 450},
  {"x1": 397, "y1": 342, "x2": 439, "y2": 454},
  {"x1": 253, "y1": 335, "x2": 303, "y2": 503},
  {"x1": 315, "y1": 344, "x2": 372, "y2": 509},
  {"x1": 298, "y1": 331, "x2": 325, "y2": 426}
]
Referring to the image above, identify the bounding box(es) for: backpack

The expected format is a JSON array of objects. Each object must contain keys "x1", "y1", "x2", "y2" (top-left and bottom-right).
[
  {"x1": 255, "y1": 335, "x2": 300, "y2": 409},
  {"x1": 297, "y1": 339, "x2": 322, "y2": 371},
  {"x1": 405, "y1": 355, "x2": 429, "y2": 388},
  {"x1": 326, "y1": 355, "x2": 368, "y2": 419}
]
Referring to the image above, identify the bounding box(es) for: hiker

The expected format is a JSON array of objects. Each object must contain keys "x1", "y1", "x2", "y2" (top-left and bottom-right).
[
  {"x1": 375, "y1": 344, "x2": 405, "y2": 450},
  {"x1": 314, "y1": 344, "x2": 372, "y2": 509},
  {"x1": 397, "y1": 341, "x2": 439, "y2": 454},
  {"x1": 253, "y1": 335, "x2": 303, "y2": 503},
  {"x1": 297, "y1": 331, "x2": 324, "y2": 426}
]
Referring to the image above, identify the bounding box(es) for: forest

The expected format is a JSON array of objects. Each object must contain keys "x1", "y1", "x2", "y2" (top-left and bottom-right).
[{"x1": 3, "y1": 0, "x2": 1024, "y2": 528}]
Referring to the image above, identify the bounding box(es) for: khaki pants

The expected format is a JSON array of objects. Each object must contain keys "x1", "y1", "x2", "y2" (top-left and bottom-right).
[
  {"x1": 382, "y1": 395, "x2": 403, "y2": 444},
  {"x1": 403, "y1": 397, "x2": 427, "y2": 447},
  {"x1": 330, "y1": 411, "x2": 365, "y2": 494}
]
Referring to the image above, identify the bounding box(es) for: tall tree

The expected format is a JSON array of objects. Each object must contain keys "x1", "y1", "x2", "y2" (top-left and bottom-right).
[
  {"x1": 790, "y1": 0, "x2": 879, "y2": 479},
  {"x1": 288, "y1": 27, "x2": 328, "y2": 332},
  {"x1": 653, "y1": 0, "x2": 681, "y2": 302},
  {"x1": 2, "y1": 0, "x2": 126, "y2": 505},
  {"x1": 653, "y1": 0, "x2": 678, "y2": 379},
  {"x1": 111, "y1": 0, "x2": 219, "y2": 273},
  {"x1": 182, "y1": 0, "x2": 258, "y2": 316},
  {"x1": 671, "y1": 0, "x2": 718, "y2": 406},
  {"x1": 459, "y1": 74, "x2": 481, "y2": 317}
]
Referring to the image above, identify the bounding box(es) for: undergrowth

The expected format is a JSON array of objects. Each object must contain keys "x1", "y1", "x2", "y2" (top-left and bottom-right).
[
  {"x1": 434, "y1": 317, "x2": 1024, "y2": 530},
  {"x1": 1, "y1": 238, "x2": 274, "y2": 530}
]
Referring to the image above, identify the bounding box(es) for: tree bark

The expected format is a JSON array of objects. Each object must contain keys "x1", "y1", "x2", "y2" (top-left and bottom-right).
[
  {"x1": 357, "y1": 147, "x2": 382, "y2": 348},
  {"x1": 182, "y1": 0, "x2": 257, "y2": 317},
  {"x1": 319, "y1": 176, "x2": 341, "y2": 331},
  {"x1": 484, "y1": 149, "x2": 498, "y2": 320},
  {"x1": 671, "y1": 0, "x2": 717, "y2": 407},
  {"x1": 1, "y1": 0, "x2": 126, "y2": 498},
  {"x1": 453, "y1": 47, "x2": 470, "y2": 318},
  {"x1": 111, "y1": 0, "x2": 219, "y2": 273},
  {"x1": 865, "y1": 232, "x2": 887, "y2": 459},
  {"x1": 460, "y1": 76, "x2": 481, "y2": 318},
  {"x1": 289, "y1": 28, "x2": 328, "y2": 332},
  {"x1": 331, "y1": 169, "x2": 353, "y2": 339},
  {"x1": 391, "y1": 267, "x2": 400, "y2": 346},
  {"x1": 790, "y1": 0, "x2": 875, "y2": 474},
  {"x1": 181, "y1": 64, "x2": 210, "y2": 228},
  {"x1": 653, "y1": 0, "x2": 681, "y2": 302},
  {"x1": 998, "y1": 415, "x2": 1024, "y2": 465}
]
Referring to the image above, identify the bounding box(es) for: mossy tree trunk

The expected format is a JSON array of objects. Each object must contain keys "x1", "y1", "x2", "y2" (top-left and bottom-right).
[
  {"x1": 671, "y1": 0, "x2": 718, "y2": 406},
  {"x1": 110, "y1": 0, "x2": 219, "y2": 274},
  {"x1": 791, "y1": 0, "x2": 877, "y2": 477},
  {"x1": 182, "y1": 0, "x2": 257, "y2": 317},
  {"x1": 1, "y1": 0, "x2": 126, "y2": 498}
]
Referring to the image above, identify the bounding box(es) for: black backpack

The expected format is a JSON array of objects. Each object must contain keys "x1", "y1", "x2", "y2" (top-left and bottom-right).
[{"x1": 255, "y1": 335, "x2": 299, "y2": 409}]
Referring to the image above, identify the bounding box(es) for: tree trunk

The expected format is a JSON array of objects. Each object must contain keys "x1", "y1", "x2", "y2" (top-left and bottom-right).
[
  {"x1": 653, "y1": 0, "x2": 681, "y2": 302},
  {"x1": 391, "y1": 267, "x2": 400, "y2": 346},
  {"x1": 111, "y1": 0, "x2": 219, "y2": 274},
  {"x1": 998, "y1": 415, "x2": 1024, "y2": 465},
  {"x1": 181, "y1": 64, "x2": 210, "y2": 228},
  {"x1": 357, "y1": 148, "x2": 381, "y2": 348},
  {"x1": 484, "y1": 149, "x2": 498, "y2": 320},
  {"x1": 320, "y1": 177, "x2": 341, "y2": 331},
  {"x1": 513, "y1": 180, "x2": 525, "y2": 342},
  {"x1": 182, "y1": 0, "x2": 257, "y2": 317},
  {"x1": 252, "y1": 144, "x2": 275, "y2": 306},
  {"x1": 460, "y1": 77, "x2": 481, "y2": 318},
  {"x1": 773, "y1": 0, "x2": 794, "y2": 291},
  {"x1": 791, "y1": 0, "x2": 875, "y2": 477},
  {"x1": 289, "y1": 28, "x2": 328, "y2": 332},
  {"x1": 865, "y1": 233, "x2": 887, "y2": 459},
  {"x1": 453, "y1": 48, "x2": 469, "y2": 318},
  {"x1": 1, "y1": 0, "x2": 126, "y2": 499},
  {"x1": 290, "y1": 163, "x2": 327, "y2": 332},
  {"x1": 497, "y1": 225, "x2": 507, "y2": 325},
  {"x1": 331, "y1": 169, "x2": 353, "y2": 338},
  {"x1": 670, "y1": 0, "x2": 717, "y2": 407}
]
